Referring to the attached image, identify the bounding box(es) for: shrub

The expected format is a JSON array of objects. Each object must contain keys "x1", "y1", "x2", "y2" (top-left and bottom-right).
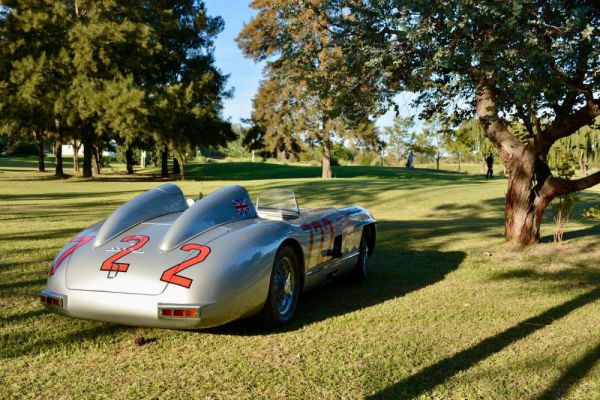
[{"x1": 583, "y1": 207, "x2": 600, "y2": 220}]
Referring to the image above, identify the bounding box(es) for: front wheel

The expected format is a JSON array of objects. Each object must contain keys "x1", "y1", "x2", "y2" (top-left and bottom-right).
[
  {"x1": 257, "y1": 245, "x2": 300, "y2": 327},
  {"x1": 350, "y1": 231, "x2": 369, "y2": 281}
]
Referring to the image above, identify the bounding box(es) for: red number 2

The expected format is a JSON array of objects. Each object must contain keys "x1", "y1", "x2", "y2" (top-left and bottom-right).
[
  {"x1": 160, "y1": 244, "x2": 211, "y2": 288},
  {"x1": 50, "y1": 236, "x2": 94, "y2": 276},
  {"x1": 101, "y1": 235, "x2": 149, "y2": 273}
]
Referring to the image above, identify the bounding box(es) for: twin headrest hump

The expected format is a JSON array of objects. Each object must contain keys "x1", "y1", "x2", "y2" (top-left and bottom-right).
[
  {"x1": 94, "y1": 183, "x2": 187, "y2": 248},
  {"x1": 159, "y1": 185, "x2": 257, "y2": 251}
]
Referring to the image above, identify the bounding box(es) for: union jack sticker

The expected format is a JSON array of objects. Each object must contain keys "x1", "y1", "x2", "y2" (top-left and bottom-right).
[{"x1": 233, "y1": 198, "x2": 250, "y2": 215}]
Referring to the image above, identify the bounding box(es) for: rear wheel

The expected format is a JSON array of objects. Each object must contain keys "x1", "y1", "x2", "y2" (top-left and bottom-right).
[
  {"x1": 350, "y1": 230, "x2": 369, "y2": 281},
  {"x1": 257, "y1": 245, "x2": 300, "y2": 327}
]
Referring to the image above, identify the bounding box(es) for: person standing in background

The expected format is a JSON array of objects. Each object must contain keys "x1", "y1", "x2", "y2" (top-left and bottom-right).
[
  {"x1": 407, "y1": 150, "x2": 414, "y2": 169},
  {"x1": 485, "y1": 153, "x2": 494, "y2": 179}
]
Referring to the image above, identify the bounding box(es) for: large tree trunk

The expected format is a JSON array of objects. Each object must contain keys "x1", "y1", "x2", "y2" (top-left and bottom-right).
[
  {"x1": 322, "y1": 128, "x2": 332, "y2": 179},
  {"x1": 476, "y1": 79, "x2": 550, "y2": 245},
  {"x1": 161, "y1": 146, "x2": 169, "y2": 178},
  {"x1": 503, "y1": 151, "x2": 552, "y2": 244},
  {"x1": 36, "y1": 131, "x2": 45, "y2": 172},
  {"x1": 172, "y1": 157, "x2": 181, "y2": 175},
  {"x1": 125, "y1": 146, "x2": 134, "y2": 175},
  {"x1": 92, "y1": 142, "x2": 101, "y2": 176},
  {"x1": 82, "y1": 135, "x2": 93, "y2": 178}
]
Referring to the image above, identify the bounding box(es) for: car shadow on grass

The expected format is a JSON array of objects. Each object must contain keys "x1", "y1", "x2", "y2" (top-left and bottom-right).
[
  {"x1": 206, "y1": 247, "x2": 465, "y2": 337},
  {"x1": 206, "y1": 218, "x2": 469, "y2": 336}
]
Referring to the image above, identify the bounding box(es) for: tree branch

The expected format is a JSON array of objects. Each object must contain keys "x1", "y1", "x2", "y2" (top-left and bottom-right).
[
  {"x1": 544, "y1": 171, "x2": 600, "y2": 198},
  {"x1": 475, "y1": 79, "x2": 525, "y2": 162},
  {"x1": 516, "y1": 104, "x2": 535, "y2": 139},
  {"x1": 538, "y1": 100, "x2": 600, "y2": 155}
]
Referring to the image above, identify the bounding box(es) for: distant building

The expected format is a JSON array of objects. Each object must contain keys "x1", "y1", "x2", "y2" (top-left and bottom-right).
[
  {"x1": 61, "y1": 145, "x2": 83, "y2": 156},
  {"x1": 60, "y1": 144, "x2": 115, "y2": 157}
]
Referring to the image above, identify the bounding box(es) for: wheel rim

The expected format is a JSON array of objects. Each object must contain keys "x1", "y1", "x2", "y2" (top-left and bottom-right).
[{"x1": 273, "y1": 256, "x2": 296, "y2": 316}]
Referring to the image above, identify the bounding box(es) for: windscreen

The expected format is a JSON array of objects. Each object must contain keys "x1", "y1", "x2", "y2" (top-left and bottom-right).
[{"x1": 256, "y1": 189, "x2": 299, "y2": 217}]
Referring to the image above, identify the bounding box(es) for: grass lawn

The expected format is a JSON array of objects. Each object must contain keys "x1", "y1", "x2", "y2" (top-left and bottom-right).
[{"x1": 1, "y1": 156, "x2": 600, "y2": 399}]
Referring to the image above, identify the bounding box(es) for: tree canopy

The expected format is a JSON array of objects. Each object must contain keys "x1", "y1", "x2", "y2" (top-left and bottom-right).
[
  {"x1": 332, "y1": 0, "x2": 600, "y2": 244},
  {"x1": 0, "y1": 0, "x2": 232, "y2": 177},
  {"x1": 237, "y1": 0, "x2": 381, "y2": 178}
]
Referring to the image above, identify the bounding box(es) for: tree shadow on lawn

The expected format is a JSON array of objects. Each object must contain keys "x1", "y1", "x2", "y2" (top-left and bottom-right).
[
  {"x1": 370, "y1": 250, "x2": 600, "y2": 399},
  {"x1": 0, "y1": 309, "x2": 49, "y2": 325},
  {"x1": 368, "y1": 287, "x2": 600, "y2": 400},
  {"x1": 536, "y1": 339, "x2": 600, "y2": 399},
  {"x1": 183, "y1": 161, "x2": 489, "y2": 182},
  {"x1": 0, "y1": 189, "x2": 143, "y2": 202},
  {"x1": 0, "y1": 322, "x2": 128, "y2": 359},
  {"x1": 540, "y1": 222, "x2": 600, "y2": 243}
]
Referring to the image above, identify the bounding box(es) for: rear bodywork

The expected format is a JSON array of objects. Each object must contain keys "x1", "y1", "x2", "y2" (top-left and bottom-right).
[{"x1": 41, "y1": 184, "x2": 376, "y2": 329}]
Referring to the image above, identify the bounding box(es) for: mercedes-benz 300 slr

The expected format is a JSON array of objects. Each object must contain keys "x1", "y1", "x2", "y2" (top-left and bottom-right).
[{"x1": 41, "y1": 184, "x2": 376, "y2": 329}]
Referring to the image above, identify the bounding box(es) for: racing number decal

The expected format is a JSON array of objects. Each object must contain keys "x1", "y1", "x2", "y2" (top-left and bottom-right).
[
  {"x1": 100, "y1": 235, "x2": 150, "y2": 274},
  {"x1": 321, "y1": 218, "x2": 335, "y2": 262},
  {"x1": 50, "y1": 236, "x2": 94, "y2": 276},
  {"x1": 303, "y1": 218, "x2": 334, "y2": 266},
  {"x1": 160, "y1": 244, "x2": 211, "y2": 288}
]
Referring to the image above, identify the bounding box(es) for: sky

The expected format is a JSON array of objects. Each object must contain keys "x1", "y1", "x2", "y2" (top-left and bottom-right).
[{"x1": 204, "y1": 0, "x2": 417, "y2": 130}]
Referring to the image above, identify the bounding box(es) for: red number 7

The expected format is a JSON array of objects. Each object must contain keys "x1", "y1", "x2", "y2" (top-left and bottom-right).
[{"x1": 50, "y1": 236, "x2": 94, "y2": 276}]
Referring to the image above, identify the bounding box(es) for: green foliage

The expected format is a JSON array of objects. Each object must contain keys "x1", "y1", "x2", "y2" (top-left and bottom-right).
[
  {"x1": 115, "y1": 145, "x2": 140, "y2": 165},
  {"x1": 383, "y1": 116, "x2": 414, "y2": 158},
  {"x1": 0, "y1": 1, "x2": 233, "y2": 176},
  {"x1": 551, "y1": 141, "x2": 579, "y2": 242},
  {"x1": 341, "y1": 0, "x2": 599, "y2": 128},
  {"x1": 550, "y1": 142, "x2": 578, "y2": 179},
  {"x1": 355, "y1": 151, "x2": 378, "y2": 166},
  {"x1": 582, "y1": 207, "x2": 600, "y2": 220},
  {"x1": 330, "y1": 142, "x2": 355, "y2": 163},
  {"x1": 0, "y1": 136, "x2": 38, "y2": 156},
  {"x1": 549, "y1": 119, "x2": 600, "y2": 175},
  {"x1": 237, "y1": 0, "x2": 382, "y2": 176}
]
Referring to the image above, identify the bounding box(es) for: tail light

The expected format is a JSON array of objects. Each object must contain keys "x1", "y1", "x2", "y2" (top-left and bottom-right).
[
  {"x1": 158, "y1": 305, "x2": 200, "y2": 319},
  {"x1": 40, "y1": 291, "x2": 66, "y2": 308}
]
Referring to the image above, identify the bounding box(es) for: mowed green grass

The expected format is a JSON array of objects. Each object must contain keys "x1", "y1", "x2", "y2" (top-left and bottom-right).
[{"x1": 1, "y1": 158, "x2": 600, "y2": 399}]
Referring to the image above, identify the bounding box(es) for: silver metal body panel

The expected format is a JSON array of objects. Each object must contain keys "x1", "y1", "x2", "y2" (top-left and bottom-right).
[{"x1": 42, "y1": 185, "x2": 376, "y2": 329}]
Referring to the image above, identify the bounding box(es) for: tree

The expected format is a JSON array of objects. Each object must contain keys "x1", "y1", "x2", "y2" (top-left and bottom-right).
[
  {"x1": 0, "y1": 0, "x2": 72, "y2": 175},
  {"x1": 65, "y1": 1, "x2": 158, "y2": 177},
  {"x1": 456, "y1": 119, "x2": 498, "y2": 173},
  {"x1": 383, "y1": 116, "x2": 414, "y2": 161},
  {"x1": 444, "y1": 125, "x2": 475, "y2": 172},
  {"x1": 549, "y1": 120, "x2": 600, "y2": 176},
  {"x1": 246, "y1": 71, "x2": 309, "y2": 160},
  {"x1": 340, "y1": 0, "x2": 600, "y2": 244},
  {"x1": 1, "y1": 1, "x2": 232, "y2": 178},
  {"x1": 146, "y1": 1, "x2": 233, "y2": 178},
  {"x1": 238, "y1": 0, "x2": 381, "y2": 178}
]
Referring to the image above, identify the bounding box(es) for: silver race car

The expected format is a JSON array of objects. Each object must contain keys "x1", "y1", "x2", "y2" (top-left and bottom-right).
[{"x1": 41, "y1": 184, "x2": 376, "y2": 329}]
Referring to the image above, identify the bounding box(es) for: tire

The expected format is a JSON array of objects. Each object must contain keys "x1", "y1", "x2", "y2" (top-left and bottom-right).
[
  {"x1": 351, "y1": 230, "x2": 369, "y2": 281},
  {"x1": 257, "y1": 244, "x2": 301, "y2": 327}
]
